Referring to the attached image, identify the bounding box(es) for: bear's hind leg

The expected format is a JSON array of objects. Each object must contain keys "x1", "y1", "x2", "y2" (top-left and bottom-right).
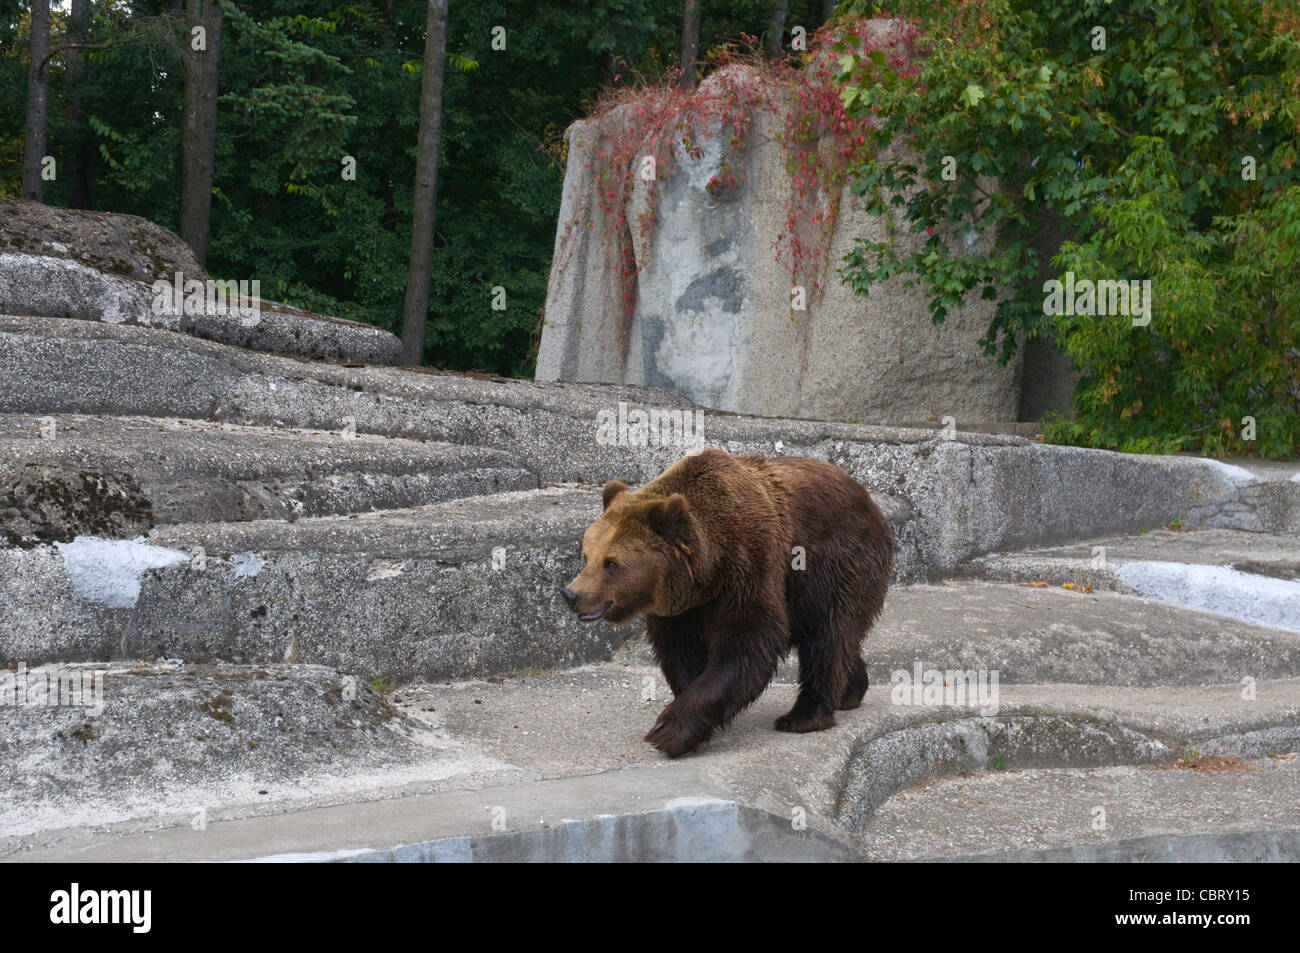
[
  {"x1": 775, "y1": 609, "x2": 846, "y2": 733},
  {"x1": 838, "y1": 654, "x2": 869, "y2": 711}
]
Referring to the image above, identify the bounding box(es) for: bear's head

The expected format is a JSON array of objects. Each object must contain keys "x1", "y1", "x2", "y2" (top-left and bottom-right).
[{"x1": 560, "y1": 479, "x2": 695, "y2": 624}]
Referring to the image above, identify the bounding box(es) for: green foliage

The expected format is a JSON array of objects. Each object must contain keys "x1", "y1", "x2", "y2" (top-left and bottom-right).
[
  {"x1": 0, "y1": 1, "x2": 27, "y2": 194},
  {"x1": 837, "y1": 0, "x2": 1300, "y2": 457}
]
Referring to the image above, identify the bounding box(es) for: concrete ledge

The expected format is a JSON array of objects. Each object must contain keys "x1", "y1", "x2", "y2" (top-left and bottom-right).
[
  {"x1": 930, "y1": 828, "x2": 1300, "y2": 863},
  {"x1": 0, "y1": 488, "x2": 625, "y2": 679},
  {"x1": 319, "y1": 801, "x2": 858, "y2": 864},
  {"x1": 966, "y1": 528, "x2": 1300, "y2": 632},
  {"x1": 0, "y1": 413, "x2": 537, "y2": 529},
  {"x1": 0, "y1": 262, "x2": 400, "y2": 364},
  {"x1": 7, "y1": 662, "x2": 1296, "y2": 861},
  {"x1": 867, "y1": 756, "x2": 1300, "y2": 862},
  {"x1": 0, "y1": 660, "x2": 518, "y2": 847},
  {"x1": 832, "y1": 713, "x2": 1176, "y2": 836}
]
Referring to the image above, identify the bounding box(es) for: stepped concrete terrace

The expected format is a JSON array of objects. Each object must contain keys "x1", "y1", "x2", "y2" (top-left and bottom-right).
[{"x1": 0, "y1": 310, "x2": 1297, "y2": 862}]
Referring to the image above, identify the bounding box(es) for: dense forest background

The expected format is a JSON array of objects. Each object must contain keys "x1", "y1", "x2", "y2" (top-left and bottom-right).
[{"x1": 0, "y1": 0, "x2": 834, "y2": 377}]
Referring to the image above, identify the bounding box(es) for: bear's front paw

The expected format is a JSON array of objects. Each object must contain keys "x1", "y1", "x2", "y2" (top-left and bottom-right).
[
  {"x1": 644, "y1": 704, "x2": 709, "y2": 758},
  {"x1": 774, "y1": 709, "x2": 836, "y2": 733}
]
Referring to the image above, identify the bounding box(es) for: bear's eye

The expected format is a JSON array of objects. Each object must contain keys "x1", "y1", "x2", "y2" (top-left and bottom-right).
[{"x1": 603, "y1": 558, "x2": 619, "y2": 571}]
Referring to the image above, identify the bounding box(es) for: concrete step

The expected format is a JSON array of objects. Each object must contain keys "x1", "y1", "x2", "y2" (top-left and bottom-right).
[
  {"x1": 972, "y1": 526, "x2": 1300, "y2": 578},
  {"x1": 4, "y1": 652, "x2": 1297, "y2": 860},
  {"x1": 615, "y1": 580, "x2": 1300, "y2": 688},
  {"x1": 3, "y1": 760, "x2": 855, "y2": 863},
  {"x1": 0, "y1": 246, "x2": 402, "y2": 365},
  {"x1": 892, "y1": 420, "x2": 1045, "y2": 438},
  {"x1": 3, "y1": 315, "x2": 1290, "y2": 581},
  {"x1": 0, "y1": 412, "x2": 537, "y2": 536},
  {"x1": 0, "y1": 660, "x2": 523, "y2": 853}
]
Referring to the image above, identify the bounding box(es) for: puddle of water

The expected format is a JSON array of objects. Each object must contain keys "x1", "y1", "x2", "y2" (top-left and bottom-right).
[{"x1": 235, "y1": 801, "x2": 858, "y2": 863}]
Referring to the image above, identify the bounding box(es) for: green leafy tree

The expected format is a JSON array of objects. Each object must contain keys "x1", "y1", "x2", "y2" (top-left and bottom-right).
[{"x1": 836, "y1": 0, "x2": 1300, "y2": 456}]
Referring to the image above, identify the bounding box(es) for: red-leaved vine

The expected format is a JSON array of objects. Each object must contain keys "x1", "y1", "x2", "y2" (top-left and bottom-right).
[{"x1": 566, "y1": 16, "x2": 920, "y2": 321}]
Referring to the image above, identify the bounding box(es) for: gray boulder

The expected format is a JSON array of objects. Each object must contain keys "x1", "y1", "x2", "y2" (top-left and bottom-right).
[{"x1": 0, "y1": 194, "x2": 205, "y2": 285}]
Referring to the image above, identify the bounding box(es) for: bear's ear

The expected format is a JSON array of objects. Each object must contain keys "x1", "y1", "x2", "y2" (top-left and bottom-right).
[
  {"x1": 647, "y1": 493, "x2": 690, "y2": 542},
  {"x1": 602, "y1": 480, "x2": 630, "y2": 510}
]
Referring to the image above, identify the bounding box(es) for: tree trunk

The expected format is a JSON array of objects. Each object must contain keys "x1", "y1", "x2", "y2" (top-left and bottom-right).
[
  {"x1": 21, "y1": 0, "x2": 51, "y2": 201},
  {"x1": 180, "y1": 0, "x2": 223, "y2": 266},
  {"x1": 67, "y1": 0, "x2": 92, "y2": 209},
  {"x1": 378, "y1": 0, "x2": 397, "y2": 231},
  {"x1": 678, "y1": 0, "x2": 699, "y2": 91},
  {"x1": 766, "y1": 0, "x2": 788, "y2": 56},
  {"x1": 398, "y1": 0, "x2": 450, "y2": 366}
]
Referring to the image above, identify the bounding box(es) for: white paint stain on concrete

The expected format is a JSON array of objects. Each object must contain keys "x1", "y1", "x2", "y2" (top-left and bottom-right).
[
  {"x1": 232, "y1": 552, "x2": 262, "y2": 579},
  {"x1": 1116, "y1": 560, "x2": 1300, "y2": 633},
  {"x1": 55, "y1": 536, "x2": 190, "y2": 608},
  {"x1": 1194, "y1": 458, "x2": 1255, "y2": 484}
]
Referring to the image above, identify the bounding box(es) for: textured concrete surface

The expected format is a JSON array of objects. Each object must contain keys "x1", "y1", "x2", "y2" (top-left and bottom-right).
[
  {"x1": 2, "y1": 298, "x2": 1295, "y2": 862},
  {"x1": 975, "y1": 527, "x2": 1300, "y2": 573},
  {"x1": 4, "y1": 766, "x2": 855, "y2": 863},
  {"x1": 1, "y1": 462, "x2": 153, "y2": 547},
  {"x1": 0, "y1": 487, "x2": 630, "y2": 680},
  {"x1": 0, "y1": 413, "x2": 536, "y2": 526},
  {"x1": 5, "y1": 564, "x2": 1298, "y2": 859},
  {"x1": 966, "y1": 528, "x2": 1300, "y2": 632},
  {"x1": 9, "y1": 509, "x2": 1299, "y2": 683},
  {"x1": 0, "y1": 660, "x2": 517, "y2": 851},
  {"x1": 0, "y1": 201, "x2": 400, "y2": 366},
  {"x1": 862, "y1": 757, "x2": 1300, "y2": 861},
  {"x1": 1113, "y1": 562, "x2": 1300, "y2": 634},
  {"x1": 185, "y1": 299, "x2": 401, "y2": 366},
  {"x1": 0, "y1": 255, "x2": 402, "y2": 365},
  {"x1": 0, "y1": 196, "x2": 205, "y2": 286},
  {"x1": 622, "y1": 580, "x2": 1300, "y2": 687},
  {"x1": 0, "y1": 198, "x2": 400, "y2": 364},
  {"x1": 0, "y1": 252, "x2": 161, "y2": 326},
  {"x1": 324, "y1": 801, "x2": 859, "y2": 864}
]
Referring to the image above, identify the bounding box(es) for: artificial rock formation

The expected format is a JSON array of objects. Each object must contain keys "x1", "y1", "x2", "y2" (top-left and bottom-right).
[{"x1": 537, "y1": 26, "x2": 1023, "y2": 424}]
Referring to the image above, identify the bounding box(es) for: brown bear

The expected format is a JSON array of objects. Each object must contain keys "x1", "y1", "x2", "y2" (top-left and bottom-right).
[{"x1": 560, "y1": 447, "x2": 893, "y2": 758}]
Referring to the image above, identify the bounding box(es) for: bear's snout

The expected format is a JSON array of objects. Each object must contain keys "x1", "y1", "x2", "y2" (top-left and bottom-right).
[{"x1": 560, "y1": 582, "x2": 615, "y2": 622}]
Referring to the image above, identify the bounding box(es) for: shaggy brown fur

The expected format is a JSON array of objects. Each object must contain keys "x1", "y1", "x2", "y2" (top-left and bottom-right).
[{"x1": 561, "y1": 448, "x2": 894, "y2": 758}]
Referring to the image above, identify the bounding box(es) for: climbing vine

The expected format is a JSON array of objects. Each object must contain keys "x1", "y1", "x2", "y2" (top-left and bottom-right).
[
  {"x1": 576, "y1": 15, "x2": 910, "y2": 318},
  {"x1": 774, "y1": 16, "x2": 920, "y2": 292}
]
